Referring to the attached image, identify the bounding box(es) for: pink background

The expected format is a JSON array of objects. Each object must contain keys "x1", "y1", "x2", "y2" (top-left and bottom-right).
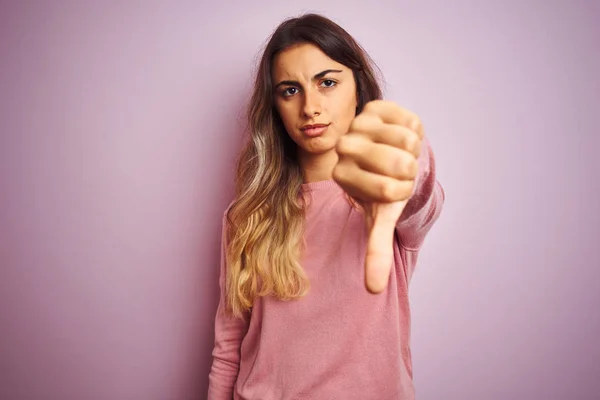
[{"x1": 1, "y1": 1, "x2": 599, "y2": 399}]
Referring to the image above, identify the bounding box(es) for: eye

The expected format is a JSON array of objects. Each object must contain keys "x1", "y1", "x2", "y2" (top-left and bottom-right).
[
  {"x1": 283, "y1": 87, "x2": 298, "y2": 97},
  {"x1": 321, "y1": 79, "x2": 337, "y2": 88}
]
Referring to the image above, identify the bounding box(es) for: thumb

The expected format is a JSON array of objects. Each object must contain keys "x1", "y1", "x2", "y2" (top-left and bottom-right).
[{"x1": 365, "y1": 200, "x2": 408, "y2": 293}]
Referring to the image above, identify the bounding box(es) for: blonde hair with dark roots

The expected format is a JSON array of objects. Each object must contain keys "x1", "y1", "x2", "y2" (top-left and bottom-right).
[{"x1": 225, "y1": 13, "x2": 383, "y2": 319}]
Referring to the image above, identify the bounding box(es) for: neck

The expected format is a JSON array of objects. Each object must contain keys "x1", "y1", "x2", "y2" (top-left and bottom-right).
[{"x1": 298, "y1": 149, "x2": 338, "y2": 183}]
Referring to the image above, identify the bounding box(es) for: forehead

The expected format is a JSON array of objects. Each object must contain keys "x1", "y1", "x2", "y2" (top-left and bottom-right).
[{"x1": 272, "y1": 43, "x2": 347, "y2": 79}]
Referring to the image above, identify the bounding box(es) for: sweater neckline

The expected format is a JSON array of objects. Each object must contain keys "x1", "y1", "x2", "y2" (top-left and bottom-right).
[{"x1": 301, "y1": 179, "x2": 339, "y2": 191}]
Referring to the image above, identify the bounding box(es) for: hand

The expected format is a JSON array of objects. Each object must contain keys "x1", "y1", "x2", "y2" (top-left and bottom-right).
[{"x1": 333, "y1": 100, "x2": 424, "y2": 293}]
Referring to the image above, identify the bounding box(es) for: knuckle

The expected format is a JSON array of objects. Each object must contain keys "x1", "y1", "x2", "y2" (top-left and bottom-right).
[
  {"x1": 400, "y1": 130, "x2": 421, "y2": 157},
  {"x1": 378, "y1": 180, "x2": 414, "y2": 202},
  {"x1": 413, "y1": 116, "x2": 422, "y2": 129},
  {"x1": 389, "y1": 123, "x2": 403, "y2": 138},
  {"x1": 335, "y1": 136, "x2": 353, "y2": 155},
  {"x1": 350, "y1": 114, "x2": 378, "y2": 132},
  {"x1": 391, "y1": 151, "x2": 416, "y2": 178},
  {"x1": 404, "y1": 132, "x2": 417, "y2": 148},
  {"x1": 332, "y1": 163, "x2": 348, "y2": 183},
  {"x1": 411, "y1": 160, "x2": 420, "y2": 178},
  {"x1": 348, "y1": 117, "x2": 363, "y2": 133},
  {"x1": 394, "y1": 157, "x2": 410, "y2": 177},
  {"x1": 412, "y1": 117, "x2": 424, "y2": 137},
  {"x1": 390, "y1": 155, "x2": 403, "y2": 175},
  {"x1": 363, "y1": 101, "x2": 376, "y2": 113},
  {"x1": 405, "y1": 160, "x2": 416, "y2": 178},
  {"x1": 363, "y1": 100, "x2": 383, "y2": 114},
  {"x1": 407, "y1": 180, "x2": 416, "y2": 195},
  {"x1": 379, "y1": 181, "x2": 398, "y2": 202},
  {"x1": 412, "y1": 138, "x2": 422, "y2": 157}
]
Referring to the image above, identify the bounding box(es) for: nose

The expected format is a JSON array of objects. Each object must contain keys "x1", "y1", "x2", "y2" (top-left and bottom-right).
[{"x1": 302, "y1": 88, "x2": 322, "y2": 118}]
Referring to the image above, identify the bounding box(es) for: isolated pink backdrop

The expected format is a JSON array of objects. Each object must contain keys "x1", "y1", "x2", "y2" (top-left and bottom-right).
[{"x1": 1, "y1": 1, "x2": 599, "y2": 399}]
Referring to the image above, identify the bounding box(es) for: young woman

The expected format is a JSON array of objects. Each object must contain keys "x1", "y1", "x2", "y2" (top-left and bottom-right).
[{"x1": 208, "y1": 13, "x2": 444, "y2": 400}]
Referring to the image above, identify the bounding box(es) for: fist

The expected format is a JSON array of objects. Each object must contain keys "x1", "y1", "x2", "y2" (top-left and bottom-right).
[{"x1": 332, "y1": 100, "x2": 425, "y2": 293}]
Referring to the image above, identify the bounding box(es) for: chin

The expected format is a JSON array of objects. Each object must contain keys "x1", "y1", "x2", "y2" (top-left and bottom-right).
[{"x1": 301, "y1": 138, "x2": 338, "y2": 155}]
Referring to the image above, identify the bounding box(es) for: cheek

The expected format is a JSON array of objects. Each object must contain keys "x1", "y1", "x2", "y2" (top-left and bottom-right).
[
  {"x1": 275, "y1": 101, "x2": 302, "y2": 142},
  {"x1": 276, "y1": 101, "x2": 296, "y2": 128}
]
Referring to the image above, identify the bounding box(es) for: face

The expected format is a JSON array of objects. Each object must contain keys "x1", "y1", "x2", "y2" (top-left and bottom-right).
[{"x1": 272, "y1": 43, "x2": 358, "y2": 160}]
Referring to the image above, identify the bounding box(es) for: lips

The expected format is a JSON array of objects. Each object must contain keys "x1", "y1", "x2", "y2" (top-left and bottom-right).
[{"x1": 301, "y1": 123, "x2": 330, "y2": 137}]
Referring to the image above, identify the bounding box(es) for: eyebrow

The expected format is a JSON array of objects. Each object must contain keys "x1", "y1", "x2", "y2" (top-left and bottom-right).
[{"x1": 275, "y1": 69, "x2": 343, "y2": 89}]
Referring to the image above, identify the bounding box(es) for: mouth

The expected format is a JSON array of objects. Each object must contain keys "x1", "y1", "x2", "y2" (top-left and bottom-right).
[{"x1": 300, "y1": 123, "x2": 330, "y2": 137}]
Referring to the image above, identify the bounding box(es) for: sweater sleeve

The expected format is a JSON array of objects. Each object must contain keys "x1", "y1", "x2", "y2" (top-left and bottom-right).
[
  {"x1": 395, "y1": 137, "x2": 445, "y2": 251},
  {"x1": 207, "y1": 210, "x2": 250, "y2": 400}
]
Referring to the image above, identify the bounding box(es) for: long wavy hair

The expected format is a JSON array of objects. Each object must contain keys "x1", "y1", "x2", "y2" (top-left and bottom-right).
[{"x1": 225, "y1": 13, "x2": 383, "y2": 318}]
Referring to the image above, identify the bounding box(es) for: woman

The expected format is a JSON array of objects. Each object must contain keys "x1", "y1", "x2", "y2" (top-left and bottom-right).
[{"x1": 208, "y1": 13, "x2": 444, "y2": 400}]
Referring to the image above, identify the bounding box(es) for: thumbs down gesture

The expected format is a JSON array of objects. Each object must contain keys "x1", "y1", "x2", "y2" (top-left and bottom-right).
[{"x1": 332, "y1": 100, "x2": 424, "y2": 294}]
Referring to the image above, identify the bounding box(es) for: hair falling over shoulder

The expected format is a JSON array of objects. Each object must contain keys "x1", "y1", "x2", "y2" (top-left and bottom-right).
[
  {"x1": 224, "y1": 13, "x2": 383, "y2": 319},
  {"x1": 224, "y1": 108, "x2": 309, "y2": 319}
]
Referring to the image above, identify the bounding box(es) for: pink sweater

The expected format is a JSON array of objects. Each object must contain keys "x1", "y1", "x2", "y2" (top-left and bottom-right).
[{"x1": 208, "y1": 139, "x2": 444, "y2": 399}]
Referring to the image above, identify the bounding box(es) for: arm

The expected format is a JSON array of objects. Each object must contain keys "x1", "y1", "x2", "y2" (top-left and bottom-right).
[
  {"x1": 396, "y1": 137, "x2": 445, "y2": 250},
  {"x1": 207, "y1": 211, "x2": 250, "y2": 400}
]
